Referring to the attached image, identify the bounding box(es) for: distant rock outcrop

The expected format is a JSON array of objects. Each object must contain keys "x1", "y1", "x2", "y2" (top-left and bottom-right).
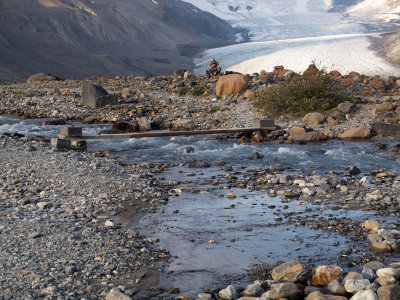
[{"x1": 27, "y1": 73, "x2": 55, "y2": 83}]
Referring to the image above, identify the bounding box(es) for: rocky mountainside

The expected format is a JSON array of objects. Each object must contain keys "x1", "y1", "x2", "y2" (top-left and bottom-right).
[
  {"x1": 377, "y1": 30, "x2": 400, "y2": 66},
  {"x1": 0, "y1": 0, "x2": 238, "y2": 81}
]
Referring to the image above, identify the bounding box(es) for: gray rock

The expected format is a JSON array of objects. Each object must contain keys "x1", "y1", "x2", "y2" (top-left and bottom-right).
[
  {"x1": 243, "y1": 283, "x2": 264, "y2": 297},
  {"x1": 197, "y1": 293, "x2": 212, "y2": 300},
  {"x1": 338, "y1": 101, "x2": 356, "y2": 114},
  {"x1": 262, "y1": 282, "x2": 299, "y2": 299},
  {"x1": 350, "y1": 290, "x2": 378, "y2": 300},
  {"x1": 81, "y1": 84, "x2": 117, "y2": 109},
  {"x1": 376, "y1": 267, "x2": 400, "y2": 279},
  {"x1": 219, "y1": 285, "x2": 237, "y2": 300},
  {"x1": 377, "y1": 284, "x2": 400, "y2": 300},
  {"x1": 348, "y1": 165, "x2": 361, "y2": 175},
  {"x1": 106, "y1": 288, "x2": 132, "y2": 300},
  {"x1": 326, "y1": 280, "x2": 346, "y2": 295},
  {"x1": 271, "y1": 260, "x2": 309, "y2": 283},
  {"x1": 362, "y1": 268, "x2": 376, "y2": 281},
  {"x1": 344, "y1": 279, "x2": 370, "y2": 294}
]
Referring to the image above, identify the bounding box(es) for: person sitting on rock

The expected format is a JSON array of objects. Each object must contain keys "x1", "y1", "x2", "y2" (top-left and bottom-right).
[
  {"x1": 206, "y1": 58, "x2": 222, "y2": 78},
  {"x1": 210, "y1": 58, "x2": 219, "y2": 70}
]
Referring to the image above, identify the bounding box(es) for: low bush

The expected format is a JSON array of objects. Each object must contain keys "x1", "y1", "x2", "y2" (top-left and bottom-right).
[
  {"x1": 178, "y1": 87, "x2": 188, "y2": 96},
  {"x1": 191, "y1": 85, "x2": 205, "y2": 96},
  {"x1": 254, "y1": 65, "x2": 349, "y2": 116}
]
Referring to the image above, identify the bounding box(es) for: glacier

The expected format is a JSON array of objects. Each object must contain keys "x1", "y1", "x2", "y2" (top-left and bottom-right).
[{"x1": 182, "y1": 0, "x2": 400, "y2": 76}]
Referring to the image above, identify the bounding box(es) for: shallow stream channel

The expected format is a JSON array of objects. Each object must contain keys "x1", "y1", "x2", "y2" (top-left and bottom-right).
[{"x1": 1, "y1": 116, "x2": 400, "y2": 295}]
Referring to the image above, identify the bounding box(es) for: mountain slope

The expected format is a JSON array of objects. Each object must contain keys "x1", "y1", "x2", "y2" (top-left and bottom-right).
[
  {"x1": 347, "y1": 0, "x2": 400, "y2": 20},
  {"x1": 0, "y1": 0, "x2": 238, "y2": 81}
]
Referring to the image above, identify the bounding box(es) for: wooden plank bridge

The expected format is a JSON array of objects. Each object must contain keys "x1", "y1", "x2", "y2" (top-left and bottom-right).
[{"x1": 52, "y1": 118, "x2": 276, "y2": 149}]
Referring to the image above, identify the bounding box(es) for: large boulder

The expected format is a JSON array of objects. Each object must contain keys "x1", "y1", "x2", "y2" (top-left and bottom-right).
[
  {"x1": 338, "y1": 101, "x2": 356, "y2": 114},
  {"x1": 286, "y1": 131, "x2": 328, "y2": 144},
  {"x1": 289, "y1": 126, "x2": 307, "y2": 136},
  {"x1": 311, "y1": 265, "x2": 343, "y2": 286},
  {"x1": 216, "y1": 74, "x2": 248, "y2": 98},
  {"x1": 375, "y1": 102, "x2": 395, "y2": 113},
  {"x1": 271, "y1": 260, "x2": 309, "y2": 283},
  {"x1": 338, "y1": 126, "x2": 371, "y2": 140},
  {"x1": 112, "y1": 121, "x2": 138, "y2": 133},
  {"x1": 27, "y1": 73, "x2": 55, "y2": 82},
  {"x1": 369, "y1": 76, "x2": 386, "y2": 90},
  {"x1": 138, "y1": 117, "x2": 151, "y2": 131},
  {"x1": 272, "y1": 65, "x2": 291, "y2": 76},
  {"x1": 302, "y1": 112, "x2": 325, "y2": 125},
  {"x1": 81, "y1": 84, "x2": 117, "y2": 109},
  {"x1": 329, "y1": 70, "x2": 342, "y2": 78}
]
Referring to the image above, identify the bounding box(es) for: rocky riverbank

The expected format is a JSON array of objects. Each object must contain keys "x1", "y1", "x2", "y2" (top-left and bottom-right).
[
  {"x1": 0, "y1": 133, "x2": 172, "y2": 298},
  {"x1": 2, "y1": 132, "x2": 400, "y2": 299},
  {"x1": 1, "y1": 68, "x2": 400, "y2": 299}
]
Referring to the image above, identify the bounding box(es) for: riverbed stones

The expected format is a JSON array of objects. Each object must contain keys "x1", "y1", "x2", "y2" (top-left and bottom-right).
[
  {"x1": 376, "y1": 268, "x2": 400, "y2": 279},
  {"x1": 262, "y1": 282, "x2": 299, "y2": 299},
  {"x1": 326, "y1": 280, "x2": 346, "y2": 295},
  {"x1": 302, "y1": 112, "x2": 325, "y2": 125},
  {"x1": 227, "y1": 193, "x2": 236, "y2": 199},
  {"x1": 377, "y1": 284, "x2": 400, "y2": 300},
  {"x1": 370, "y1": 242, "x2": 392, "y2": 253},
  {"x1": 197, "y1": 293, "x2": 213, "y2": 300},
  {"x1": 243, "y1": 283, "x2": 263, "y2": 297},
  {"x1": 338, "y1": 101, "x2": 356, "y2": 114},
  {"x1": 375, "y1": 102, "x2": 395, "y2": 113},
  {"x1": 286, "y1": 131, "x2": 328, "y2": 144},
  {"x1": 271, "y1": 260, "x2": 308, "y2": 283},
  {"x1": 289, "y1": 126, "x2": 306, "y2": 136},
  {"x1": 311, "y1": 265, "x2": 343, "y2": 286},
  {"x1": 348, "y1": 166, "x2": 361, "y2": 175},
  {"x1": 344, "y1": 279, "x2": 370, "y2": 293},
  {"x1": 305, "y1": 291, "x2": 347, "y2": 300},
  {"x1": 219, "y1": 285, "x2": 237, "y2": 300},
  {"x1": 342, "y1": 272, "x2": 364, "y2": 285},
  {"x1": 364, "y1": 220, "x2": 380, "y2": 232},
  {"x1": 138, "y1": 117, "x2": 151, "y2": 131},
  {"x1": 81, "y1": 83, "x2": 117, "y2": 109},
  {"x1": 244, "y1": 90, "x2": 255, "y2": 99},
  {"x1": 106, "y1": 288, "x2": 132, "y2": 300},
  {"x1": 338, "y1": 126, "x2": 371, "y2": 140},
  {"x1": 350, "y1": 290, "x2": 378, "y2": 300}
]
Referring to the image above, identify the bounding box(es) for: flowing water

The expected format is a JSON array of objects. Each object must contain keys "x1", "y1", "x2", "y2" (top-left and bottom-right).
[{"x1": 1, "y1": 116, "x2": 400, "y2": 294}]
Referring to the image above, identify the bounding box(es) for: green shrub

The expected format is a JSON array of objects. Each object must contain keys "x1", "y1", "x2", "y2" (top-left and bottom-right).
[
  {"x1": 178, "y1": 87, "x2": 188, "y2": 96},
  {"x1": 254, "y1": 66, "x2": 349, "y2": 116},
  {"x1": 208, "y1": 106, "x2": 220, "y2": 114},
  {"x1": 191, "y1": 85, "x2": 205, "y2": 96}
]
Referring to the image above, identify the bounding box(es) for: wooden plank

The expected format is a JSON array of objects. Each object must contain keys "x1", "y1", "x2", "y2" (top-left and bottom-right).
[{"x1": 60, "y1": 127, "x2": 276, "y2": 140}]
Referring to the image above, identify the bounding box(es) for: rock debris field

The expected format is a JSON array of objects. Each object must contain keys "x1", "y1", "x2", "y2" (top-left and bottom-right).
[{"x1": 0, "y1": 134, "x2": 169, "y2": 299}]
